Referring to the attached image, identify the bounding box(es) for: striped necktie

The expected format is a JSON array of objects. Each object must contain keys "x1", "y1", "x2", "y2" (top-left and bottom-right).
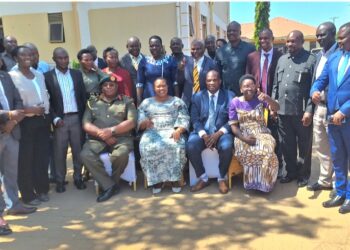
[
  {"x1": 337, "y1": 52, "x2": 350, "y2": 86},
  {"x1": 193, "y1": 62, "x2": 200, "y2": 93}
]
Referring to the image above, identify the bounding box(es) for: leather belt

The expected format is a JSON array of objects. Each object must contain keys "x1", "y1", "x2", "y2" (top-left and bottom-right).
[{"x1": 64, "y1": 112, "x2": 79, "y2": 116}]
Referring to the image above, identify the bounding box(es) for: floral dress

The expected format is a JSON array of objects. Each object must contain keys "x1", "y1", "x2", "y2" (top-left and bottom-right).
[
  {"x1": 229, "y1": 96, "x2": 278, "y2": 192},
  {"x1": 138, "y1": 96, "x2": 190, "y2": 186}
]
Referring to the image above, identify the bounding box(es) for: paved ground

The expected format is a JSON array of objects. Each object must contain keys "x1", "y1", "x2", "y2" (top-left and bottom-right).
[{"x1": 1, "y1": 155, "x2": 350, "y2": 250}]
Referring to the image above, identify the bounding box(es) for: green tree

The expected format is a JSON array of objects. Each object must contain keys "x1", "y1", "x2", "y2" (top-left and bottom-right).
[{"x1": 254, "y1": 2, "x2": 270, "y2": 49}]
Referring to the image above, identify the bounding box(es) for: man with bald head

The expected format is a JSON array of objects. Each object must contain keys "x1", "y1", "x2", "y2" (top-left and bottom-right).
[
  {"x1": 1, "y1": 36, "x2": 18, "y2": 71},
  {"x1": 205, "y1": 35, "x2": 216, "y2": 60},
  {"x1": 307, "y1": 22, "x2": 338, "y2": 192},
  {"x1": 120, "y1": 36, "x2": 145, "y2": 103},
  {"x1": 216, "y1": 21, "x2": 255, "y2": 96},
  {"x1": 44, "y1": 47, "x2": 87, "y2": 193},
  {"x1": 272, "y1": 30, "x2": 316, "y2": 187},
  {"x1": 178, "y1": 39, "x2": 217, "y2": 108}
]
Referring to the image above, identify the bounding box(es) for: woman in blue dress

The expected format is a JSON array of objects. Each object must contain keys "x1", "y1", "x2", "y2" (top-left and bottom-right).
[{"x1": 136, "y1": 35, "x2": 178, "y2": 106}]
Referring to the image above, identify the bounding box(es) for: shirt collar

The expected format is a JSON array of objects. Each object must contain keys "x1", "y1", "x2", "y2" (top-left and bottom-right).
[
  {"x1": 194, "y1": 56, "x2": 204, "y2": 65},
  {"x1": 55, "y1": 67, "x2": 70, "y2": 75},
  {"x1": 261, "y1": 48, "x2": 273, "y2": 57},
  {"x1": 207, "y1": 90, "x2": 219, "y2": 98}
]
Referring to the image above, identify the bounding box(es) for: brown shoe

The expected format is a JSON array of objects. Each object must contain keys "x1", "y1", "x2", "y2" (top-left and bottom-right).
[
  {"x1": 190, "y1": 179, "x2": 210, "y2": 192},
  {"x1": 218, "y1": 180, "x2": 228, "y2": 194}
]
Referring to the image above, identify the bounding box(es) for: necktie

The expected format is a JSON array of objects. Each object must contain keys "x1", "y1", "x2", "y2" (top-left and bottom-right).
[
  {"x1": 208, "y1": 95, "x2": 216, "y2": 134},
  {"x1": 132, "y1": 56, "x2": 139, "y2": 71},
  {"x1": 193, "y1": 62, "x2": 200, "y2": 93},
  {"x1": 337, "y1": 53, "x2": 350, "y2": 85},
  {"x1": 261, "y1": 53, "x2": 269, "y2": 93},
  {"x1": 0, "y1": 83, "x2": 10, "y2": 110}
]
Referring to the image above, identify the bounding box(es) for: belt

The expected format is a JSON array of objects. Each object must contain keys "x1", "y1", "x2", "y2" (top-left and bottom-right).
[
  {"x1": 319, "y1": 101, "x2": 327, "y2": 106},
  {"x1": 64, "y1": 112, "x2": 79, "y2": 116}
]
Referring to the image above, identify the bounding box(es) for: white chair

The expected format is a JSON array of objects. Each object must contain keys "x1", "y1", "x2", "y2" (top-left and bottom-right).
[
  {"x1": 189, "y1": 148, "x2": 221, "y2": 186},
  {"x1": 98, "y1": 151, "x2": 137, "y2": 191}
]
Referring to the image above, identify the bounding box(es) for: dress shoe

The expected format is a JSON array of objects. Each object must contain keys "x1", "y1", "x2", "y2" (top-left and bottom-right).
[
  {"x1": 38, "y1": 193, "x2": 50, "y2": 202},
  {"x1": 307, "y1": 182, "x2": 332, "y2": 191},
  {"x1": 190, "y1": 179, "x2": 210, "y2": 192},
  {"x1": 297, "y1": 178, "x2": 308, "y2": 187},
  {"x1": 0, "y1": 224, "x2": 12, "y2": 236},
  {"x1": 6, "y1": 206, "x2": 37, "y2": 215},
  {"x1": 322, "y1": 195, "x2": 346, "y2": 208},
  {"x1": 339, "y1": 199, "x2": 350, "y2": 214},
  {"x1": 280, "y1": 175, "x2": 296, "y2": 184},
  {"x1": 24, "y1": 198, "x2": 41, "y2": 206},
  {"x1": 96, "y1": 184, "x2": 119, "y2": 203},
  {"x1": 218, "y1": 180, "x2": 228, "y2": 194},
  {"x1": 56, "y1": 182, "x2": 66, "y2": 193},
  {"x1": 74, "y1": 179, "x2": 87, "y2": 190}
]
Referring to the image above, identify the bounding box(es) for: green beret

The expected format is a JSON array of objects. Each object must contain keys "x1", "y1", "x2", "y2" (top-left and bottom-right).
[{"x1": 99, "y1": 75, "x2": 116, "y2": 86}]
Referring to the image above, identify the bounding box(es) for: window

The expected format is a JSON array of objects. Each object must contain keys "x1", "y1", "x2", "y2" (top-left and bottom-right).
[
  {"x1": 201, "y1": 15, "x2": 207, "y2": 39},
  {"x1": 48, "y1": 13, "x2": 65, "y2": 43},
  {"x1": 189, "y1": 6, "x2": 194, "y2": 37},
  {"x1": 0, "y1": 18, "x2": 4, "y2": 53},
  {"x1": 216, "y1": 25, "x2": 220, "y2": 38}
]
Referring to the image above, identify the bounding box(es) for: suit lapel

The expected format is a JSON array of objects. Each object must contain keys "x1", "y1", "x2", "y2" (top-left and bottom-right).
[
  {"x1": 52, "y1": 69, "x2": 64, "y2": 102},
  {"x1": 214, "y1": 90, "x2": 225, "y2": 122},
  {"x1": 0, "y1": 74, "x2": 12, "y2": 109},
  {"x1": 201, "y1": 91, "x2": 209, "y2": 119}
]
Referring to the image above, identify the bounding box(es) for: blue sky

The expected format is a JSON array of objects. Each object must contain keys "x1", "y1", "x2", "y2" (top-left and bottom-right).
[{"x1": 230, "y1": 2, "x2": 350, "y2": 28}]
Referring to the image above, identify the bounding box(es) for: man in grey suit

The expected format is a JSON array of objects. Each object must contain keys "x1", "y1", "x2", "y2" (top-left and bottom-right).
[
  {"x1": 0, "y1": 71, "x2": 36, "y2": 231},
  {"x1": 272, "y1": 30, "x2": 316, "y2": 187},
  {"x1": 307, "y1": 22, "x2": 338, "y2": 192}
]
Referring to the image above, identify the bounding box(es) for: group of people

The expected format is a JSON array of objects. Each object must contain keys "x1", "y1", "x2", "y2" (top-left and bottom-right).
[{"x1": 1, "y1": 19, "x2": 350, "y2": 235}]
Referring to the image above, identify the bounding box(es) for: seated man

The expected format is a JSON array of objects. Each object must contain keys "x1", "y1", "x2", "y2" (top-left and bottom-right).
[
  {"x1": 187, "y1": 70, "x2": 235, "y2": 194},
  {"x1": 80, "y1": 75, "x2": 137, "y2": 202}
]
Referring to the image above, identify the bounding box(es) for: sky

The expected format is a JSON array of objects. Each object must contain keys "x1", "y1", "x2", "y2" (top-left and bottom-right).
[{"x1": 230, "y1": 2, "x2": 350, "y2": 28}]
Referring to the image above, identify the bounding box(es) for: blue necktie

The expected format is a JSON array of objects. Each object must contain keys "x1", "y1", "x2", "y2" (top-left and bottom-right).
[
  {"x1": 208, "y1": 95, "x2": 216, "y2": 134},
  {"x1": 337, "y1": 52, "x2": 350, "y2": 86}
]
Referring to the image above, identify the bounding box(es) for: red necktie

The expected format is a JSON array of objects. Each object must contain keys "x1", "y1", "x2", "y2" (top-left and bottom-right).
[{"x1": 261, "y1": 53, "x2": 269, "y2": 93}]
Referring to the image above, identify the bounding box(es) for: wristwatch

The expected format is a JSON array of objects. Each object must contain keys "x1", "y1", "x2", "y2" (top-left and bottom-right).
[{"x1": 111, "y1": 127, "x2": 116, "y2": 136}]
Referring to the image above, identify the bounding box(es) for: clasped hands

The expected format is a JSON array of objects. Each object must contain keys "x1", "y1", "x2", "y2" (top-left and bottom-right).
[
  {"x1": 202, "y1": 131, "x2": 223, "y2": 150},
  {"x1": 1, "y1": 109, "x2": 25, "y2": 134},
  {"x1": 97, "y1": 127, "x2": 117, "y2": 146}
]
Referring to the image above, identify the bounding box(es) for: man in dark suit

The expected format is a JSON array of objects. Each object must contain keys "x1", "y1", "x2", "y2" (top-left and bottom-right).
[
  {"x1": 311, "y1": 22, "x2": 350, "y2": 214},
  {"x1": 272, "y1": 30, "x2": 316, "y2": 187},
  {"x1": 307, "y1": 22, "x2": 338, "y2": 192},
  {"x1": 87, "y1": 45, "x2": 107, "y2": 70},
  {"x1": 0, "y1": 71, "x2": 36, "y2": 226},
  {"x1": 45, "y1": 47, "x2": 87, "y2": 193},
  {"x1": 246, "y1": 28, "x2": 283, "y2": 177},
  {"x1": 120, "y1": 36, "x2": 145, "y2": 104},
  {"x1": 178, "y1": 39, "x2": 217, "y2": 108},
  {"x1": 187, "y1": 70, "x2": 235, "y2": 194}
]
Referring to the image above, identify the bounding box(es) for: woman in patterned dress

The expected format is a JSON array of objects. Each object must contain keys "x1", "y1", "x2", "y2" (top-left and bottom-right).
[
  {"x1": 229, "y1": 74, "x2": 280, "y2": 192},
  {"x1": 138, "y1": 77, "x2": 190, "y2": 194}
]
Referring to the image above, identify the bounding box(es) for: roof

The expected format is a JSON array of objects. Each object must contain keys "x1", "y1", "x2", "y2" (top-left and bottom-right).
[{"x1": 241, "y1": 17, "x2": 317, "y2": 41}]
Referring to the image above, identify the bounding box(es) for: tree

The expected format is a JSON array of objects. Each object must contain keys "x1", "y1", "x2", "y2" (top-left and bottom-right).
[{"x1": 254, "y1": 2, "x2": 270, "y2": 49}]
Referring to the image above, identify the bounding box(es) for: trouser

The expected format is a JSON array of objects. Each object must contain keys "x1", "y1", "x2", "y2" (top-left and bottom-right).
[
  {"x1": 54, "y1": 114, "x2": 83, "y2": 183},
  {"x1": 187, "y1": 133, "x2": 233, "y2": 179},
  {"x1": 18, "y1": 116, "x2": 50, "y2": 202},
  {"x1": 313, "y1": 104, "x2": 333, "y2": 186},
  {"x1": 81, "y1": 142, "x2": 129, "y2": 190},
  {"x1": 0, "y1": 133, "x2": 21, "y2": 212},
  {"x1": 278, "y1": 115, "x2": 312, "y2": 179},
  {"x1": 328, "y1": 120, "x2": 350, "y2": 199},
  {"x1": 268, "y1": 116, "x2": 283, "y2": 169}
]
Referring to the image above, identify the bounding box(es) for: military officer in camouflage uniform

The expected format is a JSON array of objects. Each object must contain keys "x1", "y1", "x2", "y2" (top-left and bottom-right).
[{"x1": 80, "y1": 75, "x2": 137, "y2": 202}]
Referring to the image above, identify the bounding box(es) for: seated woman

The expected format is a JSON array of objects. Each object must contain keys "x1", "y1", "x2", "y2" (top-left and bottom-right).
[
  {"x1": 229, "y1": 74, "x2": 280, "y2": 192},
  {"x1": 138, "y1": 77, "x2": 189, "y2": 194}
]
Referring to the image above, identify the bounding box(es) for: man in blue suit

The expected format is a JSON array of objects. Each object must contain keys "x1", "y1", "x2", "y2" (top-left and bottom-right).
[
  {"x1": 187, "y1": 70, "x2": 235, "y2": 194},
  {"x1": 311, "y1": 22, "x2": 350, "y2": 214},
  {"x1": 177, "y1": 39, "x2": 217, "y2": 108}
]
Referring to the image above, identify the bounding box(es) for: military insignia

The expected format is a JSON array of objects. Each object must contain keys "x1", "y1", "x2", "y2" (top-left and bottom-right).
[{"x1": 110, "y1": 76, "x2": 116, "y2": 82}]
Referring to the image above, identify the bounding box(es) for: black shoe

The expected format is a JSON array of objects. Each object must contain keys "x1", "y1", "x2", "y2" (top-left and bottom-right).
[
  {"x1": 297, "y1": 178, "x2": 308, "y2": 187},
  {"x1": 74, "y1": 179, "x2": 87, "y2": 190},
  {"x1": 56, "y1": 182, "x2": 66, "y2": 193},
  {"x1": 0, "y1": 224, "x2": 12, "y2": 236},
  {"x1": 280, "y1": 175, "x2": 296, "y2": 184},
  {"x1": 7, "y1": 206, "x2": 37, "y2": 215},
  {"x1": 96, "y1": 184, "x2": 119, "y2": 203},
  {"x1": 322, "y1": 195, "x2": 345, "y2": 208},
  {"x1": 307, "y1": 182, "x2": 333, "y2": 191},
  {"x1": 277, "y1": 168, "x2": 284, "y2": 179},
  {"x1": 339, "y1": 199, "x2": 350, "y2": 214}
]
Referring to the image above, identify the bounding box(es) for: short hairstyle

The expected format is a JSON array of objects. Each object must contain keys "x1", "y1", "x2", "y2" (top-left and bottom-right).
[
  {"x1": 103, "y1": 47, "x2": 118, "y2": 59},
  {"x1": 191, "y1": 39, "x2": 205, "y2": 48},
  {"x1": 149, "y1": 35, "x2": 162, "y2": 45},
  {"x1": 216, "y1": 38, "x2": 227, "y2": 45},
  {"x1": 259, "y1": 28, "x2": 274, "y2": 38},
  {"x1": 228, "y1": 21, "x2": 241, "y2": 29},
  {"x1": 339, "y1": 22, "x2": 350, "y2": 34},
  {"x1": 11, "y1": 45, "x2": 30, "y2": 58},
  {"x1": 319, "y1": 22, "x2": 337, "y2": 36},
  {"x1": 239, "y1": 74, "x2": 256, "y2": 87},
  {"x1": 77, "y1": 48, "x2": 92, "y2": 61}
]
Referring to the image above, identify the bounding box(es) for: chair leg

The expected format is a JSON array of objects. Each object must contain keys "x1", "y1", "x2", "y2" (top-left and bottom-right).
[
  {"x1": 133, "y1": 181, "x2": 137, "y2": 191},
  {"x1": 144, "y1": 176, "x2": 148, "y2": 189},
  {"x1": 228, "y1": 174, "x2": 232, "y2": 189}
]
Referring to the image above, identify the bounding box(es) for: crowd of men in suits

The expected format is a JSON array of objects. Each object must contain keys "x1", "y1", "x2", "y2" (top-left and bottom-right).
[{"x1": 1, "y1": 19, "x2": 350, "y2": 235}]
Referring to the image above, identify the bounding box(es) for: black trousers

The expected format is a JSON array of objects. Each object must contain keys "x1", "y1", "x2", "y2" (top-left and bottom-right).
[
  {"x1": 278, "y1": 115, "x2": 312, "y2": 179},
  {"x1": 18, "y1": 116, "x2": 50, "y2": 202},
  {"x1": 268, "y1": 116, "x2": 283, "y2": 169}
]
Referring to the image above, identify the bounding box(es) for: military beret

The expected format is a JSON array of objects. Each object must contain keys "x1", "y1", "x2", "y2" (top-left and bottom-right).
[{"x1": 99, "y1": 75, "x2": 117, "y2": 86}]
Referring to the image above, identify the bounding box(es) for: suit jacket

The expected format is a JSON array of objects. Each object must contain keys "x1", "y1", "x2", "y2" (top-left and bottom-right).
[
  {"x1": 311, "y1": 50, "x2": 350, "y2": 117},
  {"x1": 120, "y1": 53, "x2": 145, "y2": 100},
  {"x1": 179, "y1": 56, "x2": 217, "y2": 107},
  {"x1": 190, "y1": 88, "x2": 234, "y2": 134},
  {"x1": 0, "y1": 71, "x2": 23, "y2": 139},
  {"x1": 44, "y1": 68, "x2": 86, "y2": 123},
  {"x1": 246, "y1": 48, "x2": 283, "y2": 96}
]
